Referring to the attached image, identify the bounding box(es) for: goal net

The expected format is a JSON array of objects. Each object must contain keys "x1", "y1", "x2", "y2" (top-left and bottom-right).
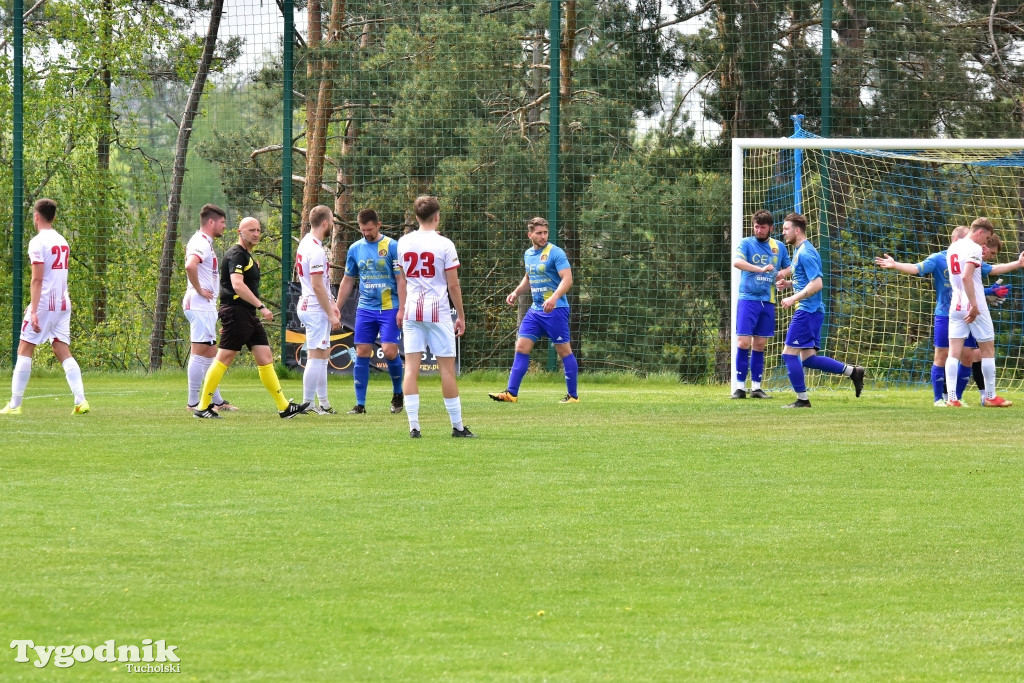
[{"x1": 732, "y1": 133, "x2": 1024, "y2": 393}]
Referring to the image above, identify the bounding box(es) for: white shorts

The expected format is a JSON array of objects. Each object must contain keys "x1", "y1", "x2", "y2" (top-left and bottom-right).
[
  {"x1": 403, "y1": 318, "x2": 455, "y2": 357},
  {"x1": 950, "y1": 309, "x2": 994, "y2": 343},
  {"x1": 298, "y1": 307, "x2": 331, "y2": 350},
  {"x1": 21, "y1": 307, "x2": 71, "y2": 346},
  {"x1": 184, "y1": 308, "x2": 218, "y2": 344}
]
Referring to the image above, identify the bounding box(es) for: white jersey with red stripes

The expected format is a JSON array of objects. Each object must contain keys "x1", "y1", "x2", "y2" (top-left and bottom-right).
[
  {"x1": 398, "y1": 229, "x2": 460, "y2": 323},
  {"x1": 947, "y1": 236, "x2": 988, "y2": 318},
  {"x1": 28, "y1": 228, "x2": 71, "y2": 312},
  {"x1": 295, "y1": 233, "x2": 331, "y2": 311},
  {"x1": 182, "y1": 230, "x2": 219, "y2": 312}
]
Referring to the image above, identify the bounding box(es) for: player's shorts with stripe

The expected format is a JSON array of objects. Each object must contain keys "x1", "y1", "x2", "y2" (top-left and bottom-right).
[
  {"x1": 735, "y1": 299, "x2": 776, "y2": 338},
  {"x1": 784, "y1": 309, "x2": 824, "y2": 349},
  {"x1": 184, "y1": 308, "x2": 218, "y2": 345},
  {"x1": 218, "y1": 305, "x2": 270, "y2": 352},
  {"x1": 949, "y1": 309, "x2": 994, "y2": 344},
  {"x1": 20, "y1": 308, "x2": 71, "y2": 346},
  {"x1": 403, "y1": 318, "x2": 455, "y2": 358},
  {"x1": 933, "y1": 315, "x2": 978, "y2": 349},
  {"x1": 518, "y1": 307, "x2": 572, "y2": 344},
  {"x1": 298, "y1": 307, "x2": 331, "y2": 350},
  {"x1": 355, "y1": 308, "x2": 401, "y2": 346}
]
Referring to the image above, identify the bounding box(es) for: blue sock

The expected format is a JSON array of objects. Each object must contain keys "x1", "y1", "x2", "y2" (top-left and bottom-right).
[
  {"x1": 957, "y1": 363, "x2": 972, "y2": 399},
  {"x1": 507, "y1": 352, "x2": 530, "y2": 396},
  {"x1": 386, "y1": 355, "x2": 404, "y2": 394},
  {"x1": 735, "y1": 347, "x2": 750, "y2": 383},
  {"x1": 783, "y1": 353, "x2": 806, "y2": 393},
  {"x1": 562, "y1": 353, "x2": 579, "y2": 398},
  {"x1": 930, "y1": 364, "x2": 945, "y2": 402},
  {"x1": 354, "y1": 356, "x2": 370, "y2": 406},
  {"x1": 802, "y1": 354, "x2": 845, "y2": 375},
  {"x1": 751, "y1": 350, "x2": 765, "y2": 384}
]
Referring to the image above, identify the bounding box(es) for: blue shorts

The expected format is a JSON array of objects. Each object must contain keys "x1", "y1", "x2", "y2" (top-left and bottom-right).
[
  {"x1": 354, "y1": 308, "x2": 401, "y2": 345},
  {"x1": 784, "y1": 310, "x2": 824, "y2": 349},
  {"x1": 736, "y1": 299, "x2": 776, "y2": 337},
  {"x1": 519, "y1": 307, "x2": 572, "y2": 345},
  {"x1": 933, "y1": 315, "x2": 977, "y2": 349}
]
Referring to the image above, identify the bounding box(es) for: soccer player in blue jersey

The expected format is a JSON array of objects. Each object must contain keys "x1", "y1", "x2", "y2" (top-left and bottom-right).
[
  {"x1": 777, "y1": 213, "x2": 865, "y2": 408},
  {"x1": 335, "y1": 209, "x2": 406, "y2": 415},
  {"x1": 489, "y1": 217, "x2": 579, "y2": 404},
  {"x1": 731, "y1": 209, "x2": 791, "y2": 399},
  {"x1": 874, "y1": 227, "x2": 1021, "y2": 406}
]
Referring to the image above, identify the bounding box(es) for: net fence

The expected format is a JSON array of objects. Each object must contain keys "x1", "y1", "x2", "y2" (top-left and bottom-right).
[{"x1": 3, "y1": 0, "x2": 1023, "y2": 381}]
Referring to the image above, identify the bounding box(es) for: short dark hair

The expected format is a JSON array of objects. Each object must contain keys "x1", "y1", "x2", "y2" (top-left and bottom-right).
[
  {"x1": 309, "y1": 205, "x2": 334, "y2": 230},
  {"x1": 784, "y1": 212, "x2": 807, "y2": 232},
  {"x1": 357, "y1": 209, "x2": 380, "y2": 225},
  {"x1": 413, "y1": 196, "x2": 440, "y2": 222},
  {"x1": 971, "y1": 217, "x2": 994, "y2": 234},
  {"x1": 200, "y1": 203, "x2": 225, "y2": 223},
  {"x1": 34, "y1": 198, "x2": 57, "y2": 223},
  {"x1": 752, "y1": 209, "x2": 774, "y2": 226},
  {"x1": 987, "y1": 233, "x2": 1002, "y2": 254},
  {"x1": 527, "y1": 217, "x2": 548, "y2": 232}
]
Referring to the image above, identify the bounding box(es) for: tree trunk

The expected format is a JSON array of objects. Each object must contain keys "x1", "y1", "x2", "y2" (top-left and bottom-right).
[
  {"x1": 558, "y1": 1, "x2": 583, "y2": 358},
  {"x1": 300, "y1": 0, "x2": 347, "y2": 241},
  {"x1": 331, "y1": 17, "x2": 368, "y2": 282},
  {"x1": 94, "y1": 0, "x2": 112, "y2": 325},
  {"x1": 148, "y1": 0, "x2": 224, "y2": 371}
]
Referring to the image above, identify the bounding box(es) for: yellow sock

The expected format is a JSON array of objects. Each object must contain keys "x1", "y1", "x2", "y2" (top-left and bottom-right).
[
  {"x1": 198, "y1": 360, "x2": 228, "y2": 410},
  {"x1": 258, "y1": 364, "x2": 289, "y2": 411}
]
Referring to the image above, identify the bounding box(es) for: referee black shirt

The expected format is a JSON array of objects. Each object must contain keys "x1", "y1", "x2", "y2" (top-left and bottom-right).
[{"x1": 220, "y1": 244, "x2": 261, "y2": 310}]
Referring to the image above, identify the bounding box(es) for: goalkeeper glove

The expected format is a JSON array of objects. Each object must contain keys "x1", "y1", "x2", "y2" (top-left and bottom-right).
[{"x1": 985, "y1": 279, "x2": 1011, "y2": 308}]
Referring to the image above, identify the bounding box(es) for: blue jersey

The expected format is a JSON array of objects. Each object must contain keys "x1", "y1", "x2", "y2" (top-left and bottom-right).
[
  {"x1": 735, "y1": 236, "x2": 791, "y2": 303},
  {"x1": 525, "y1": 243, "x2": 571, "y2": 311},
  {"x1": 792, "y1": 240, "x2": 824, "y2": 313},
  {"x1": 344, "y1": 235, "x2": 401, "y2": 310},
  {"x1": 917, "y1": 250, "x2": 992, "y2": 316}
]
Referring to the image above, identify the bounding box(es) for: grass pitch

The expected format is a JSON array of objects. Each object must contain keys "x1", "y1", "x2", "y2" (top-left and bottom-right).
[{"x1": 1, "y1": 372, "x2": 1023, "y2": 680}]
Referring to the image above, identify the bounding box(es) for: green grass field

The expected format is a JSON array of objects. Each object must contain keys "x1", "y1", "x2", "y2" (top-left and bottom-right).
[{"x1": 2, "y1": 372, "x2": 1023, "y2": 680}]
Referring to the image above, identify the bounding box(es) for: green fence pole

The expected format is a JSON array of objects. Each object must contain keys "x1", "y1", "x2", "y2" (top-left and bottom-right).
[
  {"x1": 546, "y1": 0, "x2": 560, "y2": 372},
  {"x1": 12, "y1": 0, "x2": 24, "y2": 363},
  {"x1": 820, "y1": 0, "x2": 832, "y2": 137},
  {"x1": 281, "y1": 0, "x2": 294, "y2": 363}
]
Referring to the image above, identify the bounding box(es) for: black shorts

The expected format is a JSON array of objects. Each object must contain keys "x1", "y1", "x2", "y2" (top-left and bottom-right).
[{"x1": 218, "y1": 305, "x2": 269, "y2": 351}]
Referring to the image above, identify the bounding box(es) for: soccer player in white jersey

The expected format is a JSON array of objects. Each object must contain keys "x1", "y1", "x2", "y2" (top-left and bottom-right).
[
  {"x1": 396, "y1": 196, "x2": 475, "y2": 438},
  {"x1": 182, "y1": 203, "x2": 236, "y2": 413},
  {"x1": 2, "y1": 199, "x2": 89, "y2": 415},
  {"x1": 296, "y1": 205, "x2": 342, "y2": 414},
  {"x1": 944, "y1": 218, "x2": 1012, "y2": 408}
]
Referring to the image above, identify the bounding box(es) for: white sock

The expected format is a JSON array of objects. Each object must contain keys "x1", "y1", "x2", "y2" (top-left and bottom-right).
[
  {"x1": 303, "y1": 358, "x2": 322, "y2": 403},
  {"x1": 842, "y1": 364, "x2": 853, "y2": 377},
  {"x1": 317, "y1": 359, "x2": 330, "y2": 408},
  {"x1": 982, "y1": 357, "x2": 997, "y2": 400},
  {"x1": 944, "y1": 357, "x2": 960, "y2": 401},
  {"x1": 444, "y1": 396, "x2": 464, "y2": 431},
  {"x1": 734, "y1": 381, "x2": 746, "y2": 392},
  {"x1": 751, "y1": 381, "x2": 761, "y2": 391},
  {"x1": 406, "y1": 394, "x2": 420, "y2": 430},
  {"x1": 10, "y1": 355, "x2": 32, "y2": 408},
  {"x1": 187, "y1": 354, "x2": 206, "y2": 406},
  {"x1": 62, "y1": 357, "x2": 85, "y2": 404},
  {"x1": 797, "y1": 391, "x2": 809, "y2": 401}
]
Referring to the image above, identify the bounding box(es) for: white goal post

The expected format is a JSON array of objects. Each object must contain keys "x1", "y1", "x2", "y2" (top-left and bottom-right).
[{"x1": 730, "y1": 137, "x2": 1024, "y2": 393}]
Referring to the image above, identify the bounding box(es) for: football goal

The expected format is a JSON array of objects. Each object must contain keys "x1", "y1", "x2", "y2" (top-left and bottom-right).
[{"x1": 732, "y1": 133, "x2": 1024, "y2": 392}]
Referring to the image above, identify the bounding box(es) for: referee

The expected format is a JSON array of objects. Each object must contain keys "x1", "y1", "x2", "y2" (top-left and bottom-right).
[{"x1": 193, "y1": 217, "x2": 309, "y2": 419}]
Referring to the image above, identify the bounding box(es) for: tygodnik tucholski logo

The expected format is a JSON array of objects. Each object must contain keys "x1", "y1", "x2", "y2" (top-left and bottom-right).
[{"x1": 10, "y1": 639, "x2": 180, "y2": 672}]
